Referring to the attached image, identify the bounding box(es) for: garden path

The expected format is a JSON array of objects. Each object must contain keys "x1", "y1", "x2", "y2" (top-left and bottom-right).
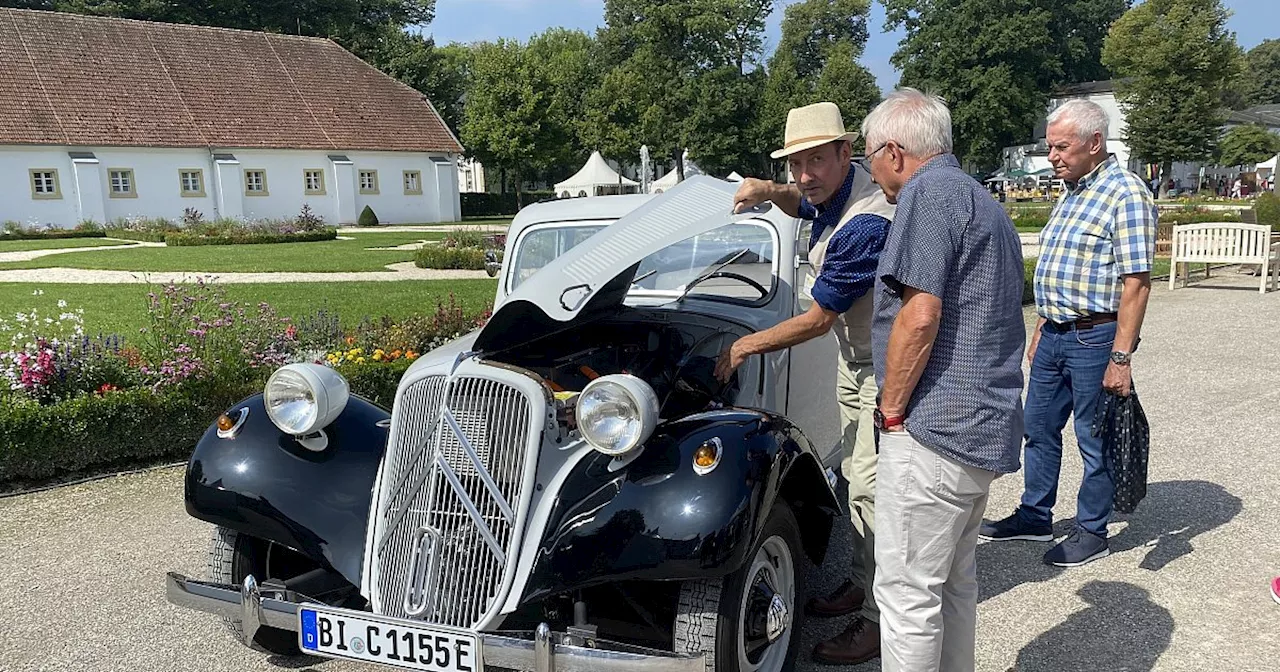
[
  {"x1": 0, "y1": 239, "x2": 163, "y2": 264},
  {"x1": 0, "y1": 262, "x2": 489, "y2": 284}
]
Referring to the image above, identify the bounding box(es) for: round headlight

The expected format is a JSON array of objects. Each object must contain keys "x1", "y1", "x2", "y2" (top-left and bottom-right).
[
  {"x1": 576, "y1": 374, "x2": 659, "y2": 456},
  {"x1": 264, "y1": 363, "x2": 349, "y2": 436}
]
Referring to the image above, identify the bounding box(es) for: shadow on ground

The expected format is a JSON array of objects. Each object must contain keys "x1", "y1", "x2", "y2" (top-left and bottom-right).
[
  {"x1": 1009, "y1": 581, "x2": 1174, "y2": 672},
  {"x1": 978, "y1": 479, "x2": 1241, "y2": 602}
]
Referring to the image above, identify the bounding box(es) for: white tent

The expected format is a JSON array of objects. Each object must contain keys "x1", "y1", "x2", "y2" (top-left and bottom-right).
[
  {"x1": 555, "y1": 151, "x2": 639, "y2": 198},
  {"x1": 726, "y1": 171, "x2": 745, "y2": 182},
  {"x1": 650, "y1": 151, "x2": 704, "y2": 193}
]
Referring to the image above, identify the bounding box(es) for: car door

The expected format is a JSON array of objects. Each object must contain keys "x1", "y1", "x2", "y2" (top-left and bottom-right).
[{"x1": 782, "y1": 219, "x2": 843, "y2": 469}]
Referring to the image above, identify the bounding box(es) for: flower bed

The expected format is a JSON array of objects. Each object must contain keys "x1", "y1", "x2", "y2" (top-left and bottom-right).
[
  {"x1": 2, "y1": 221, "x2": 107, "y2": 241},
  {"x1": 166, "y1": 228, "x2": 337, "y2": 246},
  {"x1": 414, "y1": 229, "x2": 506, "y2": 270},
  {"x1": 0, "y1": 285, "x2": 491, "y2": 487},
  {"x1": 100, "y1": 205, "x2": 337, "y2": 246}
]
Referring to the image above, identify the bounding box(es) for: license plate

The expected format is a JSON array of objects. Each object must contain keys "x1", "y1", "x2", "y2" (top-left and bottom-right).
[{"x1": 299, "y1": 605, "x2": 483, "y2": 672}]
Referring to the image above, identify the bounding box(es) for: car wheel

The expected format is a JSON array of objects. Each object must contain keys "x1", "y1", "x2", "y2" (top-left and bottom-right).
[
  {"x1": 207, "y1": 526, "x2": 302, "y2": 656},
  {"x1": 673, "y1": 502, "x2": 805, "y2": 672}
]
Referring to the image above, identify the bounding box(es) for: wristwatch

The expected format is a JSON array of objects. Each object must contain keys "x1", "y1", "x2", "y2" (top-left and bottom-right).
[
  {"x1": 1110, "y1": 350, "x2": 1132, "y2": 365},
  {"x1": 874, "y1": 408, "x2": 905, "y2": 431}
]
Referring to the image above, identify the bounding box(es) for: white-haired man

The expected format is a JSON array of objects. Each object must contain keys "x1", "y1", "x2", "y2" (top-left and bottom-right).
[
  {"x1": 861, "y1": 88, "x2": 1025, "y2": 672},
  {"x1": 718, "y1": 101, "x2": 894, "y2": 665},
  {"x1": 980, "y1": 99, "x2": 1155, "y2": 567}
]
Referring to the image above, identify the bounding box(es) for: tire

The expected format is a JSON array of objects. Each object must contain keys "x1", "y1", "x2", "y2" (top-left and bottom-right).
[
  {"x1": 207, "y1": 526, "x2": 302, "y2": 656},
  {"x1": 674, "y1": 502, "x2": 806, "y2": 672}
]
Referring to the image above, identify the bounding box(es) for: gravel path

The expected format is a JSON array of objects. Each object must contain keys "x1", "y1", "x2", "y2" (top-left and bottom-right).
[
  {"x1": 0, "y1": 239, "x2": 162, "y2": 263},
  {"x1": 1, "y1": 273, "x2": 1277, "y2": 671}
]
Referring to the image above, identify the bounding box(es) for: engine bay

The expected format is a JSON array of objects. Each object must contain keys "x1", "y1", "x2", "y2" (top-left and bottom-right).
[{"x1": 488, "y1": 308, "x2": 749, "y2": 419}]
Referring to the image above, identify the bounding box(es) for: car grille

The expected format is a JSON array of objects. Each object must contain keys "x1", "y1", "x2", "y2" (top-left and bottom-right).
[{"x1": 374, "y1": 372, "x2": 535, "y2": 628}]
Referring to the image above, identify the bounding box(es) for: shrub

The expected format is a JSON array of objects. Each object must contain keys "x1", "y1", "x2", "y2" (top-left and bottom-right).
[
  {"x1": 358, "y1": 205, "x2": 380, "y2": 227},
  {"x1": 165, "y1": 228, "x2": 337, "y2": 246},
  {"x1": 296, "y1": 204, "x2": 325, "y2": 232},
  {"x1": 444, "y1": 227, "x2": 490, "y2": 249},
  {"x1": 414, "y1": 245, "x2": 491, "y2": 270},
  {"x1": 336, "y1": 359, "x2": 414, "y2": 408},
  {"x1": 1023, "y1": 258, "x2": 1036, "y2": 305},
  {"x1": 0, "y1": 385, "x2": 250, "y2": 486},
  {"x1": 1158, "y1": 209, "x2": 1241, "y2": 226},
  {"x1": 1255, "y1": 192, "x2": 1280, "y2": 229},
  {"x1": 181, "y1": 208, "x2": 206, "y2": 228},
  {"x1": 103, "y1": 216, "x2": 178, "y2": 242},
  {"x1": 0, "y1": 220, "x2": 106, "y2": 240},
  {"x1": 460, "y1": 191, "x2": 557, "y2": 217}
]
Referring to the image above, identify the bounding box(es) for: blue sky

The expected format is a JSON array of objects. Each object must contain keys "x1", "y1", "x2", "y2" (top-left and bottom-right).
[{"x1": 426, "y1": 0, "x2": 1275, "y2": 94}]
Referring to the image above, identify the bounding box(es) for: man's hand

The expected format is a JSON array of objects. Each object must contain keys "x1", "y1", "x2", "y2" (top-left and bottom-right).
[
  {"x1": 733, "y1": 178, "x2": 776, "y2": 214},
  {"x1": 1102, "y1": 361, "x2": 1131, "y2": 397},
  {"x1": 714, "y1": 340, "x2": 748, "y2": 383},
  {"x1": 1027, "y1": 318, "x2": 1046, "y2": 367}
]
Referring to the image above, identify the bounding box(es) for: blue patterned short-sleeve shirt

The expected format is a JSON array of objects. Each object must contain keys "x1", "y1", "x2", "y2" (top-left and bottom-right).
[
  {"x1": 1035, "y1": 155, "x2": 1157, "y2": 323},
  {"x1": 871, "y1": 155, "x2": 1027, "y2": 474}
]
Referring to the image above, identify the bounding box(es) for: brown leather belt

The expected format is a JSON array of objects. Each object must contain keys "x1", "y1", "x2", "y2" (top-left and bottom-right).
[{"x1": 1049, "y1": 312, "x2": 1117, "y2": 331}]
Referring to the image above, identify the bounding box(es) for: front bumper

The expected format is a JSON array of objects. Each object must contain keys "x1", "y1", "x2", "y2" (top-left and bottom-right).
[{"x1": 166, "y1": 572, "x2": 704, "y2": 672}]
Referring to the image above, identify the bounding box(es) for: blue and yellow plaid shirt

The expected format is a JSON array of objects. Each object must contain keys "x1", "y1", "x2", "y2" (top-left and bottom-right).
[{"x1": 1035, "y1": 155, "x2": 1157, "y2": 323}]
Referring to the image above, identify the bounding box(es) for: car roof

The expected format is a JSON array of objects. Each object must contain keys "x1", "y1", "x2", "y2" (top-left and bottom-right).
[{"x1": 508, "y1": 194, "x2": 655, "y2": 236}]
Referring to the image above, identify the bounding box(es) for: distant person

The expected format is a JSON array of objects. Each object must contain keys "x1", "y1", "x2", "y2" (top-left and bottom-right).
[
  {"x1": 1231, "y1": 176, "x2": 1243, "y2": 199},
  {"x1": 981, "y1": 98, "x2": 1156, "y2": 567}
]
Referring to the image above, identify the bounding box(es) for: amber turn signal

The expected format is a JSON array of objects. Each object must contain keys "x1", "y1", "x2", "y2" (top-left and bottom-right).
[
  {"x1": 694, "y1": 443, "x2": 718, "y2": 468},
  {"x1": 216, "y1": 414, "x2": 236, "y2": 432}
]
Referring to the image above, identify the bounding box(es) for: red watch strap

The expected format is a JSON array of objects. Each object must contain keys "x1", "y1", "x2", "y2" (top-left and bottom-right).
[{"x1": 882, "y1": 415, "x2": 905, "y2": 428}]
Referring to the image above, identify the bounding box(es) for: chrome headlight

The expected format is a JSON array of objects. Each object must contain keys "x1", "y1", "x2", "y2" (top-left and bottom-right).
[
  {"x1": 264, "y1": 363, "x2": 349, "y2": 436},
  {"x1": 576, "y1": 374, "x2": 659, "y2": 456}
]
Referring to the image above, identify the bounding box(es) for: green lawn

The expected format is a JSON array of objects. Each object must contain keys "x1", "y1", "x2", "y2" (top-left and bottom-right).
[
  {"x1": 0, "y1": 232, "x2": 450, "y2": 273},
  {"x1": 0, "y1": 237, "x2": 138, "y2": 252},
  {"x1": 0, "y1": 280, "x2": 499, "y2": 336}
]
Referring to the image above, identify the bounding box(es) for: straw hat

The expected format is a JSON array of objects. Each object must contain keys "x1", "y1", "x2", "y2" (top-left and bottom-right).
[{"x1": 770, "y1": 102, "x2": 858, "y2": 159}]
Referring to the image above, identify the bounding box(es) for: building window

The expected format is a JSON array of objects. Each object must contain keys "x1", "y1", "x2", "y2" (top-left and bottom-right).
[
  {"x1": 403, "y1": 170, "x2": 422, "y2": 195},
  {"x1": 244, "y1": 169, "x2": 268, "y2": 196},
  {"x1": 108, "y1": 169, "x2": 137, "y2": 198},
  {"x1": 304, "y1": 169, "x2": 326, "y2": 195},
  {"x1": 179, "y1": 169, "x2": 205, "y2": 197},
  {"x1": 29, "y1": 169, "x2": 61, "y2": 199},
  {"x1": 359, "y1": 170, "x2": 379, "y2": 194}
]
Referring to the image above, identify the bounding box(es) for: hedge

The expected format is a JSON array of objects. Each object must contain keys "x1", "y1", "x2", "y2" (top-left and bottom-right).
[
  {"x1": 0, "y1": 229, "x2": 106, "y2": 241},
  {"x1": 0, "y1": 386, "x2": 249, "y2": 486},
  {"x1": 106, "y1": 230, "x2": 170, "y2": 243},
  {"x1": 414, "y1": 245, "x2": 498, "y2": 270},
  {"x1": 461, "y1": 191, "x2": 557, "y2": 217},
  {"x1": 165, "y1": 228, "x2": 337, "y2": 246},
  {"x1": 1255, "y1": 193, "x2": 1280, "y2": 229}
]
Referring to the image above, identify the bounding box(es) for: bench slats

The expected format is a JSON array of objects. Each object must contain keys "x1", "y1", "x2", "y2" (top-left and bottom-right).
[{"x1": 1169, "y1": 222, "x2": 1278, "y2": 294}]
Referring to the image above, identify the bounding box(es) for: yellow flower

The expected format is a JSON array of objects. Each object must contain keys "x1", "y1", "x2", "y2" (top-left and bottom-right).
[
  {"x1": 373, "y1": 352, "x2": 383, "y2": 361},
  {"x1": 356, "y1": 357, "x2": 366, "y2": 364}
]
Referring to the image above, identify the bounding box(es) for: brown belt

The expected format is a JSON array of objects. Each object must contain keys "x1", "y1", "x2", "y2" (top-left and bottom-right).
[{"x1": 1049, "y1": 312, "x2": 1117, "y2": 331}]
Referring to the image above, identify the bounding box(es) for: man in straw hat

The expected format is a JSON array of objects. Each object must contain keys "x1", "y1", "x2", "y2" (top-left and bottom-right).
[{"x1": 716, "y1": 101, "x2": 894, "y2": 666}]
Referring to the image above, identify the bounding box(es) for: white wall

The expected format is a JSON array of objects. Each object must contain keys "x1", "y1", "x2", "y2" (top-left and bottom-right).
[{"x1": 1, "y1": 145, "x2": 461, "y2": 227}]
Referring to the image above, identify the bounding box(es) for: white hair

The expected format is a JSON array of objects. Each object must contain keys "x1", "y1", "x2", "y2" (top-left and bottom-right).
[
  {"x1": 1047, "y1": 99, "x2": 1109, "y2": 143},
  {"x1": 860, "y1": 87, "x2": 953, "y2": 158}
]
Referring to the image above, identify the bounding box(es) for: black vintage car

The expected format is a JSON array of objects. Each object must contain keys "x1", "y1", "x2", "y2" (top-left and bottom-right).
[{"x1": 167, "y1": 177, "x2": 844, "y2": 672}]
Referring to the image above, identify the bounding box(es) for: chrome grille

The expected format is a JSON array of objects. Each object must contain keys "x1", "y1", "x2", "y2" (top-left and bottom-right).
[{"x1": 375, "y1": 373, "x2": 534, "y2": 628}]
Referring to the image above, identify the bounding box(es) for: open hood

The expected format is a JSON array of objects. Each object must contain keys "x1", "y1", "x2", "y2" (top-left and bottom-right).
[{"x1": 476, "y1": 176, "x2": 754, "y2": 352}]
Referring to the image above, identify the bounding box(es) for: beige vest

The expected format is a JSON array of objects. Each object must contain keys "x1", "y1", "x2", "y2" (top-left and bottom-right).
[{"x1": 802, "y1": 168, "x2": 896, "y2": 364}]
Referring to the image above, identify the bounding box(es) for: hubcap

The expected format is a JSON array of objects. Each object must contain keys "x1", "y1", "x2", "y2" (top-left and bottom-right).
[{"x1": 736, "y1": 535, "x2": 795, "y2": 672}]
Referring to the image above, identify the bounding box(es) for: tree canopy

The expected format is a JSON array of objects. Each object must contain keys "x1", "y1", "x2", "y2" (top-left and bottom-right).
[
  {"x1": 884, "y1": 0, "x2": 1125, "y2": 169},
  {"x1": 1102, "y1": 0, "x2": 1244, "y2": 183},
  {"x1": 1217, "y1": 124, "x2": 1280, "y2": 168},
  {"x1": 1242, "y1": 40, "x2": 1280, "y2": 107}
]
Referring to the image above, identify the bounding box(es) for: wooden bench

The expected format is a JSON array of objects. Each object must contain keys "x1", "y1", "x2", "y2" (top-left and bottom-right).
[{"x1": 1168, "y1": 222, "x2": 1279, "y2": 294}]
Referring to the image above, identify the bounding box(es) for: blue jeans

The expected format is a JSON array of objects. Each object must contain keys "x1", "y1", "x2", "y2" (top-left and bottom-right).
[{"x1": 1017, "y1": 320, "x2": 1116, "y2": 537}]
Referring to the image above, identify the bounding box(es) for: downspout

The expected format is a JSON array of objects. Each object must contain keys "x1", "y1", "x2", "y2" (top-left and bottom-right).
[{"x1": 207, "y1": 147, "x2": 221, "y2": 219}]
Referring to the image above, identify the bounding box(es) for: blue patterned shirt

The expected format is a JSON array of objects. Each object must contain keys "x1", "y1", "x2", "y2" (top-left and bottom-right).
[
  {"x1": 1035, "y1": 155, "x2": 1157, "y2": 323},
  {"x1": 871, "y1": 154, "x2": 1026, "y2": 473},
  {"x1": 797, "y1": 163, "x2": 890, "y2": 313}
]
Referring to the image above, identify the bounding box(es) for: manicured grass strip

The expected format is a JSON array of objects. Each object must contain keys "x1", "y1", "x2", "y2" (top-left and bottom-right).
[
  {"x1": 0, "y1": 280, "x2": 499, "y2": 336},
  {"x1": 0, "y1": 233, "x2": 450, "y2": 273},
  {"x1": 0, "y1": 238, "x2": 139, "y2": 252}
]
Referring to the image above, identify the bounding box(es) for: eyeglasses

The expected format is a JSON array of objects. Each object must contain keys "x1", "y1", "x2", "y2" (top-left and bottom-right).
[{"x1": 859, "y1": 142, "x2": 894, "y2": 173}]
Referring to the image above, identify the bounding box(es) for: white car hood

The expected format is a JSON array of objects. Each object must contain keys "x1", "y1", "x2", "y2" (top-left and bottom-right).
[{"x1": 475, "y1": 176, "x2": 754, "y2": 352}]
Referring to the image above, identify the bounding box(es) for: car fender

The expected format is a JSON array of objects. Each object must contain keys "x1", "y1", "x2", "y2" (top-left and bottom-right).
[
  {"x1": 517, "y1": 409, "x2": 840, "y2": 605},
  {"x1": 184, "y1": 394, "x2": 389, "y2": 589}
]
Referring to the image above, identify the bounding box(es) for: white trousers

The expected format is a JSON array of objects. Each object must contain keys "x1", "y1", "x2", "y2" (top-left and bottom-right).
[{"x1": 873, "y1": 431, "x2": 997, "y2": 672}]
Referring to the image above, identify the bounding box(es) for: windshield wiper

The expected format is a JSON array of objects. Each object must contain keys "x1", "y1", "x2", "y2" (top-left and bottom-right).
[{"x1": 672, "y1": 248, "x2": 750, "y2": 303}]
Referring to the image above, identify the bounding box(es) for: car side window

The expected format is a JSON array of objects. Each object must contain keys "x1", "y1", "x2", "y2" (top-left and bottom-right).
[
  {"x1": 511, "y1": 225, "x2": 606, "y2": 290},
  {"x1": 796, "y1": 220, "x2": 813, "y2": 264},
  {"x1": 632, "y1": 221, "x2": 776, "y2": 302}
]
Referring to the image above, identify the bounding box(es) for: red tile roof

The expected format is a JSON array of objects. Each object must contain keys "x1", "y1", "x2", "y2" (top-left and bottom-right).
[{"x1": 0, "y1": 8, "x2": 463, "y2": 153}]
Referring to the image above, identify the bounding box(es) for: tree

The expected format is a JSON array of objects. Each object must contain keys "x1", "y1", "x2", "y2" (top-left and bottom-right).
[
  {"x1": 884, "y1": 0, "x2": 1125, "y2": 169},
  {"x1": 1102, "y1": 0, "x2": 1244, "y2": 194},
  {"x1": 758, "y1": 0, "x2": 879, "y2": 171},
  {"x1": 460, "y1": 40, "x2": 545, "y2": 207},
  {"x1": 526, "y1": 28, "x2": 600, "y2": 173},
  {"x1": 1242, "y1": 39, "x2": 1280, "y2": 106},
  {"x1": 1216, "y1": 124, "x2": 1280, "y2": 168}
]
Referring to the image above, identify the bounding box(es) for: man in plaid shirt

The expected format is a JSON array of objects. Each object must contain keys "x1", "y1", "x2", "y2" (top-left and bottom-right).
[{"x1": 980, "y1": 99, "x2": 1156, "y2": 567}]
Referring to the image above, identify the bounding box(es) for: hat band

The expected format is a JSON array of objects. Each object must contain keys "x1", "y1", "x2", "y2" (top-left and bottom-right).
[{"x1": 783, "y1": 133, "x2": 842, "y2": 149}]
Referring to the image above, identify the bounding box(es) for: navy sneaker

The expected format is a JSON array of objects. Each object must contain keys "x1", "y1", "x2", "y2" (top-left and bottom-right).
[
  {"x1": 978, "y1": 511, "x2": 1054, "y2": 542},
  {"x1": 1043, "y1": 527, "x2": 1110, "y2": 567}
]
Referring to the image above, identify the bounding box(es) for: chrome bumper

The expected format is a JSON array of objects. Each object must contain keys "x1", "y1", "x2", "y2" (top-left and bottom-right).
[{"x1": 166, "y1": 572, "x2": 704, "y2": 672}]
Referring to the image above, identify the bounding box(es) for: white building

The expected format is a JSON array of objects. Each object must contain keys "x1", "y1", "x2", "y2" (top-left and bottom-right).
[{"x1": 0, "y1": 8, "x2": 462, "y2": 227}]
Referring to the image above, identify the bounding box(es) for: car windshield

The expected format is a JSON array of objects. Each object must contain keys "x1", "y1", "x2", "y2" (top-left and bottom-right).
[{"x1": 509, "y1": 219, "x2": 776, "y2": 304}]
